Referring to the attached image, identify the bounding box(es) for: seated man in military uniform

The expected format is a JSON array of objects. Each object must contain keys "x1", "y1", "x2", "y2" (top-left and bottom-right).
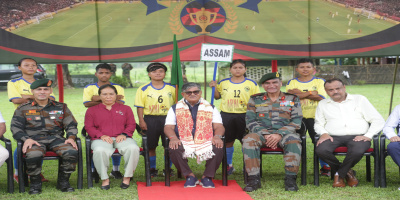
[
  {"x1": 242, "y1": 72, "x2": 303, "y2": 192},
  {"x1": 11, "y1": 79, "x2": 79, "y2": 195}
]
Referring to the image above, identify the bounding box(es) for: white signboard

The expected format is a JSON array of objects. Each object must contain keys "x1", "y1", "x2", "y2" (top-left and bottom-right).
[{"x1": 200, "y1": 44, "x2": 234, "y2": 62}]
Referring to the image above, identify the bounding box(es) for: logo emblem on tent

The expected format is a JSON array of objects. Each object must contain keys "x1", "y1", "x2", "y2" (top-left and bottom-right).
[{"x1": 180, "y1": 0, "x2": 226, "y2": 34}]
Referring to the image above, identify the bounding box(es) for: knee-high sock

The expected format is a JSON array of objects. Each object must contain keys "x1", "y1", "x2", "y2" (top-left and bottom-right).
[
  {"x1": 150, "y1": 156, "x2": 156, "y2": 169},
  {"x1": 226, "y1": 147, "x2": 234, "y2": 166}
]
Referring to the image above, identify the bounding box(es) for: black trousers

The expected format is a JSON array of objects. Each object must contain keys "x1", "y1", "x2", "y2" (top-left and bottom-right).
[
  {"x1": 169, "y1": 145, "x2": 223, "y2": 178},
  {"x1": 315, "y1": 135, "x2": 370, "y2": 178}
]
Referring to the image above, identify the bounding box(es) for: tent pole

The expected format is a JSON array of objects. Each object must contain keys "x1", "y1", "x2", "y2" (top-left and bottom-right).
[
  {"x1": 389, "y1": 56, "x2": 399, "y2": 115},
  {"x1": 204, "y1": 61, "x2": 207, "y2": 100},
  {"x1": 56, "y1": 64, "x2": 64, "y2": 103}
]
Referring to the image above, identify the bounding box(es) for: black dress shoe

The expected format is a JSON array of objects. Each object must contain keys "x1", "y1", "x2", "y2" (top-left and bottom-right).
[
  {"x1": 101, "y1": 184, "x2": 110, "y2": 190},
  {"x1": 120, "y1": 182, "x2": 130, "y2": 189}
]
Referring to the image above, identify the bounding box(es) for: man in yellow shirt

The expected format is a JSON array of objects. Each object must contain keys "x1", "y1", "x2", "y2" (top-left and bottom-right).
[
  {"x1": 286, "y1": 58, "x2": 330, "y2": 176},
  {"x1": 83, "y1": 63, "x2": 125, "y2": 179},
  {"x1": 135, "y1": 63, "x2": 175, "y2": 177}
]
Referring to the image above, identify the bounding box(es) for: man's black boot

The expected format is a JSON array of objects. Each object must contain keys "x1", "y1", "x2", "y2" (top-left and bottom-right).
[
  {"x1": 243, "y1": 174, "x2": 261, "y2": 192},
  {"x1": 57, "y1": 172, "x2": 75, "y2": 192},
  {"x1": 29, "y1": 174, "x2": 42, "y2": 195},
  {"x1": 284, "y1": 175, "x2": 298, "y2": 191}
]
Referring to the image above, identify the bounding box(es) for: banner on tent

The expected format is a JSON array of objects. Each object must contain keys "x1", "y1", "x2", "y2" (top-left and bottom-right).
[{"x1": 0, "y1": 0, "x2": 399, "y2": 63}]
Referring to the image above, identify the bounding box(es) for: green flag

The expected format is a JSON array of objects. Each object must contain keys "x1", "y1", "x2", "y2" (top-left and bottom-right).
[{"x1": 171, "y1": 34, "x2": 184, "y2": 102}]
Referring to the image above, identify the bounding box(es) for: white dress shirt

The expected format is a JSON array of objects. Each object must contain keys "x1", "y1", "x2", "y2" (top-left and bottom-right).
[
  {"x1": 383, "y1": 104, "x2": 400, "y2": 139},
  {"x1": 314, "y1": 94, "x2": 384, "y2": 139}
]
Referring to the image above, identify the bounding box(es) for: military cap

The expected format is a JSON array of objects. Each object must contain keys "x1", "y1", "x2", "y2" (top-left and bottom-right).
[
  {"x1": 147, "y1": 63, "x2": 167, "y2": 72},
  {"x1": 30, "y1": 79, "x2": 53, "y2": 89},
  {"x1": 259, "y1": 72, "x2": 281, "y2": 84}
]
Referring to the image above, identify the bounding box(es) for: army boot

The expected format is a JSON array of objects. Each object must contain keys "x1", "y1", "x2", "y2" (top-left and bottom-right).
[
  {"x1": 57, "y1": 172, "x2": 75, "y2": 192},
  {"x1": 284, "y1": 175, "x2": 298, "y2": 191},
  {"x1": 29, "y1": 174, "x2": 42, "y2": 195},
  {"x1": 243, "y1": 174, "x2": 261, "y2": 192}
]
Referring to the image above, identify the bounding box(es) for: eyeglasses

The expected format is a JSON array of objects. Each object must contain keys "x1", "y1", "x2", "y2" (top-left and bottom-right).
[{"x1": 184, "y1": 90, "x2": 200, "y2": 95}]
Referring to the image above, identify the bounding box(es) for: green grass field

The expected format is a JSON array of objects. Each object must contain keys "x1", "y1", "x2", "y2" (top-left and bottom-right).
[
  {"x1": 1, "y1": 84, "x2": 400, "y2": 199},
  {"x1": 10, "y1": 0, "x2": 396, "y2": 48}
]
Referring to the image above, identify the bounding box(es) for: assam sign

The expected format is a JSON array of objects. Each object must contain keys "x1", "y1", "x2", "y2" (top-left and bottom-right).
[{"x1": 200, "y1": 44, "x2": 234, "y2": 62}]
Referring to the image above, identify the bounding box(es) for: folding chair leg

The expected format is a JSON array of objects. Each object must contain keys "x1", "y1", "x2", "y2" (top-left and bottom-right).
[
  {"x1": 17, "y1": 145, "x2": 25, "y2": 193},
  {"x1": 373, "y1": 153, "x2": 379, "y2": 188},
  {"x1": 143, "y1": 139, "x2": 151, "y2": 187},
  {"x1": 243, "y1": 156, "x2": 248, "y2": 184},
  {"x1": 6, "y1": 147, "x2": 14, "y2": 193},
  {"x1": 243, "y1": 163, "x2": 248, "y2": 184},
  {"x1": 77, "y1": 139, "x2": 83, "y2": 190},
  {"x1": 87, "y1": 154, "x2": 93, "y2": 188},
  {"x1": 301, "y1": 138, "x2": 307, "y2": 185},
  {"x1": 366, "y1": 156, "x2": 371, "y2": 182},
  {"x1": 222, "y1": 141, "x2": 227, "y2": 186},
  {"x1": 164, "y1": 145, "x2": 170, "y2": 187},
  {"x1": 260, "y1": 154, "x2": 263, "y2": 178},
  {"x1": 380, "y1": 154, "x2": 387, "y2": 188},
  {"x1": 313, "y1": 151, "x2": 319, "y2": 186}
]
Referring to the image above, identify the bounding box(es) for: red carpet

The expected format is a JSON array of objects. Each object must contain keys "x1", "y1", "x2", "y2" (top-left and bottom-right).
[{"x1": 137, "y1": 180, "x2": 253, "y2": 200}]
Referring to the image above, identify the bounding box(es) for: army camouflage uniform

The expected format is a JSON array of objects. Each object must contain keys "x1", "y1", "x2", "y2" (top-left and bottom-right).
[
  {"x1": 243, "y1": 92, "x2": 303, "y2": 176},
  {"x1": 11, "y1": 100, "x2": 78, "y2": 176}
]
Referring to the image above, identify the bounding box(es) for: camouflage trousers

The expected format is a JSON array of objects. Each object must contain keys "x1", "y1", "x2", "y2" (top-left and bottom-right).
[
  {"x1": 242, "y1": 132, "x2": 301, "y2": 176},
  {"x1": 25, "y1": 135, "x2": 78, "y2": 175}
]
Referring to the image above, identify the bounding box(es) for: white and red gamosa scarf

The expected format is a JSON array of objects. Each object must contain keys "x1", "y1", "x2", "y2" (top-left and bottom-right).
[{"x1": 175, "y1": 98, "x2": 214, "y2": 164}]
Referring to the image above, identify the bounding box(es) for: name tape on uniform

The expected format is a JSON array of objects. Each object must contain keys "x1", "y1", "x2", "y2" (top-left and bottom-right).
[{"x1": 200, "y1": 44, "x2": 234, "y2": 62}]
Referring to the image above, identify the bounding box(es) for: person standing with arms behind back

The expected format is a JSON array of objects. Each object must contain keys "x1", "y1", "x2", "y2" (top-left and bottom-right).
[
  {"x1": 8, "y1": 58, "x2": 55, "y2": 183},
  {"x1": 286, "y1": 58, "x2": 331, "y2": 176},
  {"x1": 209, "y1": 59, "x2": 260, "y2": 175}
]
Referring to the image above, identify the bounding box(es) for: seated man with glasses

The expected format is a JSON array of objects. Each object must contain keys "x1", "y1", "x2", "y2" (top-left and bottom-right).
[{"x1": 164, "y1": 82, "x2": 225, "y2": 188}]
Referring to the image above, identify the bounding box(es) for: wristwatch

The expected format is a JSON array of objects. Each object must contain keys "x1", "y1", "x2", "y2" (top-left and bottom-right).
[{"x1": 214, "y1": 135, "x2": 222, "y2": 139}]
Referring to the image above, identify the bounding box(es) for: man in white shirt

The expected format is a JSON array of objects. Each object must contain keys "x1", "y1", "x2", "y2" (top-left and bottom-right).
[
  {"x1": 383, "y1": 104, "x2": 400, "y2": 190},
  {"x1": 314, "y1": 78, "x2": 384, "y2": 188},
  {"x1": 164, "y1": 82, "x2": 225, "y2": 188}
]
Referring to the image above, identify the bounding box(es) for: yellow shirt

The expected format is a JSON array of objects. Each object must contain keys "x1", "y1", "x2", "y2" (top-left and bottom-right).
[
  {"x1": 217, "y1": 78, "x2": 260, "y2": 113},
  {"x1": 286, "y1": 77, "x2": 327, "y2": 119},
  {"x1": 134, "y1": 82, "x2": 176, "y2": 115},
  {"x1": 8, "y1": 77, "x2": 56, "y2": 109},
  {"x1": 83, "y1": 82, "x2": 125, "y2": 104}
]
